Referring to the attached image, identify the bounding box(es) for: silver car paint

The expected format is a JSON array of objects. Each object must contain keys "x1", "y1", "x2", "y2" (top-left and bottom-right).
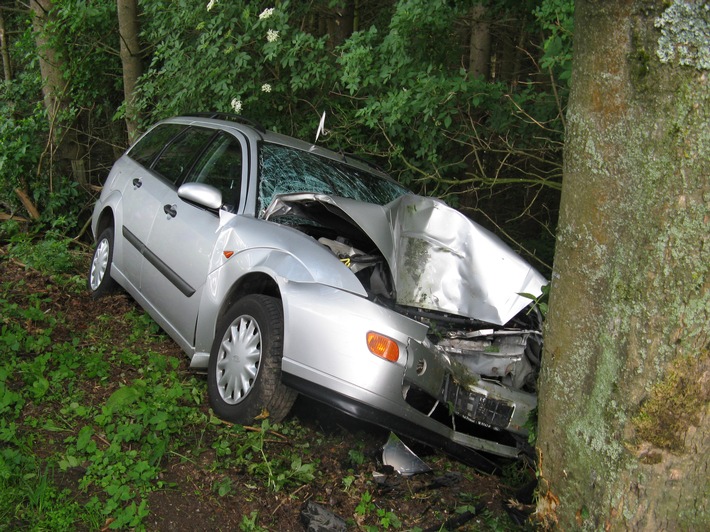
[{"x1": 189, "y1": 210, "x2": 373, "y2": 365}]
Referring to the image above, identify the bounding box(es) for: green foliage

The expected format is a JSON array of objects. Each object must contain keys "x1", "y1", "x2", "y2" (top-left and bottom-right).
[
  {"x1": 136, "y1": 0, "x2": 330, "y2": 139},
  {"x1": 0, "y1": 18, "x2": 48, "y2": 214},
  {"x1": 49, "y1": 0, "x2": 122, "y2": 111},
  {"x1": 5, "y1": 230, "x2": 81, "y2": 276},
  {"x1": 211, "y1": 419, "x2": 317, "y2": 492},
  {"x1": 375, "y1": 507, "x2": 403, "y2": 529},
  {"x1": 133, "y1": 0, "x2": 569, "y2": 198},
  {"x1": 123, "y1": 309, "x2": 164, "y2": 341},
  {"x1": 534, "y1": 0, "x2": 575, "y2": 83},
  {"x1": 520, "y1": 283, "x2": 550, "y2": 318},
  {"x1": 0, "y1": 0, "x2": 122, "y2": 229},
  {"x1": 0, "y1": 450, "x2": 102, "y2": 531},
  {"x1": 347, "y1": 447, "x2": 366, "y2": 467},
  {"x1": 0, "y1": 238, "x2": 323, "y2": 528},
  {"x1": 355, "y1": 489, "x2": 376, "y2": 516},
  {"x1": 355, "y1": 490, "x2": 402, "y2": 531},
  {"x1": 2, "y1": 0, "x2": 574, "y2": 268},
  {"x1": 239, "y1": 510, "x2": 268, "y2": 532}
]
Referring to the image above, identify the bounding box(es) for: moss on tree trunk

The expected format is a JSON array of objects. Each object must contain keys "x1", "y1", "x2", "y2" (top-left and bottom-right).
[{"x1": 535, "y1": 1, "x2": 709, "y2": 529}]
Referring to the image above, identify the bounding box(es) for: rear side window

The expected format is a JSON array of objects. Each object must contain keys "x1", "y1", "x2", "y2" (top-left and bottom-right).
[
  {"x1": 128, "y1": 124, "x2": 186, "y2": 167},
  {"x1": 152, "y1": 127, "x2": 216, "y2": 185}
]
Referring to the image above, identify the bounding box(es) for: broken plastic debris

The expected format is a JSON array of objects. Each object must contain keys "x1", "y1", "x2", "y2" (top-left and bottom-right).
[
  {"x1": 300, "y1": 501, "x2": 347, "y2": 532},
  {"x1": 381, "y1": 433, "x2": 432, "y2": 476}
]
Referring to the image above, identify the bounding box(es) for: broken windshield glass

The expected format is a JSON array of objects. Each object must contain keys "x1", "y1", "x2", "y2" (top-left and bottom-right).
[{"x1": 257, "y1": 143, "x2": 408, "y2": 215}]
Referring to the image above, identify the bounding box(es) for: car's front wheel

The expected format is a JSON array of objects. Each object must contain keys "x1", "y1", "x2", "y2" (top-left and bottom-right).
[
  {"x1": 207, "y1": 294, "x2": 297, "y2": 424},
  {"x1": 88, "y1": 227, "x2": 117, "y2": 298}
]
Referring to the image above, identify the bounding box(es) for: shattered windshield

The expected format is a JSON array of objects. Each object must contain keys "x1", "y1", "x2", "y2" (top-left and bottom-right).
[{"x1": 257, "y1": 143, "x2": 408, "y2": 215}]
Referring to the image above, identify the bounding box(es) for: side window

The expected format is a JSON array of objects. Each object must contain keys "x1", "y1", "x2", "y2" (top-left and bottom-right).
[
  {"x1": 128, "y1": 124, "x2": 186, "y2": 167},
  {"x1": 186, "y1": 133, "x2": 243, "y2": 209},
  {"x1": 152, "y1": 127, "x2": 216, "y2": 185}
]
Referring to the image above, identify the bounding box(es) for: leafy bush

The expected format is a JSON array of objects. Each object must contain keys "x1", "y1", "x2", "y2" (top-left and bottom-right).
[{"x1": 5, "y1": 229, "x2": 81, "y2": 276}]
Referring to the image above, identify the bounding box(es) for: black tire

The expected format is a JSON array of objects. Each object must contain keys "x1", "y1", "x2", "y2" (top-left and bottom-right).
[
  {"x1": 207, "y1": 294, "x2": 297, "y2": 424},
  {"x1": 88, "y1": 227, "x2": 118, "y2": 298}
]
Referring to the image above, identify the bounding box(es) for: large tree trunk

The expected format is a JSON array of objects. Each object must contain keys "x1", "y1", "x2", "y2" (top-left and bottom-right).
[
  {"x1": 117, "y1": 0, "x2": 142, "y2": 142},
  {"x1": 535, "y1": 0, "x2": 709, "y2": 529},
  {"x1": 31, "y1": 0, "x2": 87, "y2": 185},
  {"x1": 31, "y1": 0, "x2": 67, "y2": 137}
]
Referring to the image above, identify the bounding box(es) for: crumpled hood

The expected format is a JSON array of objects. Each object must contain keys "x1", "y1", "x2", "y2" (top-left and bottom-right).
[{"x1": 265, "y1": 193, "x2": 547, "y2": 325}]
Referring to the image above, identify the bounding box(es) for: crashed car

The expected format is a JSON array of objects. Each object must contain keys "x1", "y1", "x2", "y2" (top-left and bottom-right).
[{"x1": 89, "y1": 114, "x2": 546, "y2": 469}]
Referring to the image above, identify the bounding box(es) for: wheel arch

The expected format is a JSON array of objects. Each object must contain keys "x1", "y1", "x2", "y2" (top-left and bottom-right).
[
  {"x1": 91, "y1": 188, "x2": 122, "y2": 241},
  {"x1": 94, "y1": 207, "x2": 115, "y2": 240},
  {"x1": 218, "y1": 271, "x2": 282, "y2": 326},
  {"x1": 191, "y1": 271, "x2": 284, "y2": 370}
]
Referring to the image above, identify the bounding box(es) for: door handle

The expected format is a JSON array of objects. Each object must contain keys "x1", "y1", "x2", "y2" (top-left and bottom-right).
[
  {"x1": 132, "y1": 178, "x2": 142, "y2": 188},
  {"x1": 163, "y1": 204, "x2": 177, "y2": 218}
]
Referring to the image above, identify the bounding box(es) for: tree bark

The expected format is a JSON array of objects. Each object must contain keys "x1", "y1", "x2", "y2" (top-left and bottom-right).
[
  {"x1": 31, "y1": 0, "x2": 66, "y2": 133},
  {"x1": 324, "y1": 1, "x2": 355, "y2": 49},
  {"x1": 30, "y1": 0, "x2": 87, "y2": 184},
  {"x1": 0, "y1": 10, "x2": 12, "y2": 81},
  {"x1": 468, "y1": 4, "x2": 490, "y2": 80},
  {"x1": 535, "y1": 1, "x2": 709, "y2": 529},
  {"x1": 117, "y1": 0, "x2": 142, "y2": 142}
]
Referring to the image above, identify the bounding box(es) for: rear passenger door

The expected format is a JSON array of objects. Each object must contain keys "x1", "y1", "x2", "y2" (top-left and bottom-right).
[
  {"x1": 141, "y1": 130, "x2": 247, "y2": 346},
  {"x1": 118, "y1": 123, "x2": 187, "y2": 285}
]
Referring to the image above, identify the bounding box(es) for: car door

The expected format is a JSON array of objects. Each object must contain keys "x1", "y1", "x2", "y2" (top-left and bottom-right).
[
  {"x1": 117, "y1": 123, "x2": 188, "y2": 286},
  {"x1": 140, "y1": 130, "x2": 247, "y2": 346}
]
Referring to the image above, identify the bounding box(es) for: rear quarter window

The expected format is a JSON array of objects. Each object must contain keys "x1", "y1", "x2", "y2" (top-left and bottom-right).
[
  {"x1": 128, "y1": 124, "x2": 186, "y2": 167},
  {"x1": 151, "y1": 127, "x2": 216, "y2": 185}
]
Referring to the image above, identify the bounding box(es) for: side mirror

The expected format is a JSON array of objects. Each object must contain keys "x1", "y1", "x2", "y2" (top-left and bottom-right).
[{"x1": 178, "y1": 182, "x2": 223, "y2": 210}]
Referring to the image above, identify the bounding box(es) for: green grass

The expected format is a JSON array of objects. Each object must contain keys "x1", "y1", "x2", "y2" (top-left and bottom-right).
[{"x1": 0, "y1": 235, "x2": 320, "y2": 530}]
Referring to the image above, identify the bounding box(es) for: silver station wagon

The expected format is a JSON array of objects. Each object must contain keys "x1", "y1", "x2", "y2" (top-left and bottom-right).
[{"x1": 89, "y1": 114, "x2": 546, "y2": 470}]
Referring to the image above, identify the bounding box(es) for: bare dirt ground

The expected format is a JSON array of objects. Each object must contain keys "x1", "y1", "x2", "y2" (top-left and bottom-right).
[{"x1": 2, "y1": 249, "x2": 534, "y2": 531}]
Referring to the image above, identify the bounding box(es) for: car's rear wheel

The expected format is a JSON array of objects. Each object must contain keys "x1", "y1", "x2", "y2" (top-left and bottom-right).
[
  {"x1": 88, "y1": 227, "x2": 117, "y2": 297},
  {"x1": 207, "y1": 294, "x2": 297, "y2": 424}
]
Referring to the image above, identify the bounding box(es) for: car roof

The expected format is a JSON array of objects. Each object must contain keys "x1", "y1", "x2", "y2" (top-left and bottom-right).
[{"x1": 158, "y1": 114, "x2": 389, "y2": 178}]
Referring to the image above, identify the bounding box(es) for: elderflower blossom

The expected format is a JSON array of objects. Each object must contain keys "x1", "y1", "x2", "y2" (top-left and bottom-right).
[
  {"x1": 266, "y1": 29, "x2": 279, "y2": 43},
  {"x1": 261, "y1": 83, "x2": 272, "y2": 93},
  {"x1": 230, "y1": 98, "x2": 242, "y2": 113},
  {"x1": 259, "y1": 7, "x2": 274, "y2": 20},
  {"x1": 206, "y1": 0, "x2": 217, "y2": 11}
]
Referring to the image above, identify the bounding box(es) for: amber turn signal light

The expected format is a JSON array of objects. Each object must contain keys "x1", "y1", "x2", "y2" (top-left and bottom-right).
[{"x1": 366, "y1": 332, "x2": 399, "y2": 362}]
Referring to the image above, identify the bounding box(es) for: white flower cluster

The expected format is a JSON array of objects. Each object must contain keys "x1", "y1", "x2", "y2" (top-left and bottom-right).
[
  {"x1": 259, "y1": 8, "x2": 274, "y2": 20},
  {"x1": 206, "y1": 0, "x2": 217, "y2": 11},
  {"x1": 266, "y1": 29, "x2": 279, "y2": 43},
  {"x1": 261, "y1": 84, "x2": 272, "y2": 93},
  {"x1": 230, "y1": 98, "x2": 242, "y2": 113}
]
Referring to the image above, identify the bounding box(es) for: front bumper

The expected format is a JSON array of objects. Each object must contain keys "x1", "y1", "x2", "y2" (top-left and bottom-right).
[{"x1": 279, "y1": 281, "x2": 535, "y2": 464}]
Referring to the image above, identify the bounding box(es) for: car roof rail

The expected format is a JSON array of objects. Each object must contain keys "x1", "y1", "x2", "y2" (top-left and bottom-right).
[
  {"x1": 184, "y1": 112, "x2": 267, "y2": 134},
  {"x1": 342, "y1": 152, "x2": 386, "y2": 173}
]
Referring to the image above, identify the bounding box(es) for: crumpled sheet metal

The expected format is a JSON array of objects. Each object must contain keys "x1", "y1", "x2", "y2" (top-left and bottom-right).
[
  {"x1": 266, "y1": 193, "x2": 546, "y2": 326},
  {"x1": 386, "y1": 195, "x2": 546, "y2": 325}
]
